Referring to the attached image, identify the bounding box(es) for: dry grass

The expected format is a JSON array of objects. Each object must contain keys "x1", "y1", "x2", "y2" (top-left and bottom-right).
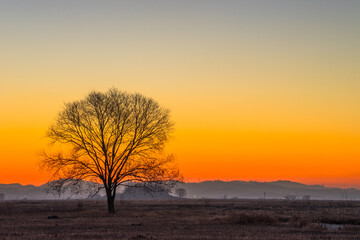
[{"x1": 0, "y1": 199, "x2": 360, "y2": 239}]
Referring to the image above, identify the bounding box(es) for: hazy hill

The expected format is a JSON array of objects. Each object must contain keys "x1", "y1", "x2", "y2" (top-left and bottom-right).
[
  {"x1": 0, "y1": 180, "x2": 359, "y2": 200},
  {"x1": 177, "y1": 180, "x2": 360, "y2": 200},
  {"x1": 0, "y1": 181, "x2": 104, "y2": 200},
  {"x1": 0, "y1": 183, "x2": 50, "y2": 200}
]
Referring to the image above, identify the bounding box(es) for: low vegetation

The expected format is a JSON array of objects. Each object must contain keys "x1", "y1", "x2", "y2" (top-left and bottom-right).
[{"x1": 1, "y1": 199, "x2": 360, "y2": 239}]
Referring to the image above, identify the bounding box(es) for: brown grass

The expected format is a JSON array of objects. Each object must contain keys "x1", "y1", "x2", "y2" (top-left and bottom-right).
[{"x1": 0, "y1": 199, "x2": 360, "y2": 239}]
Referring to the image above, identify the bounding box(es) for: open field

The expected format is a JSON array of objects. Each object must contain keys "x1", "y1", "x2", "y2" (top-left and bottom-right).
[{"x1": 1, "y1": 199, "x2": 360, "y2": 239}]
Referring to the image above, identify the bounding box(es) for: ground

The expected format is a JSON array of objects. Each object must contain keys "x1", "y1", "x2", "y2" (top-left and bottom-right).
[{"x1": 1, "y1": 199, "x2": 360, "y2": 239}]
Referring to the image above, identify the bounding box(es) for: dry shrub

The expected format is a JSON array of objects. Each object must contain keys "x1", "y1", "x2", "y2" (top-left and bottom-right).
[
  {"x1": 228, "y1": 211, "x2": 277, "y2": 225},
  {"x1": 131, "y1": 233, "x2": 155, "y2": 240},
  {"x1": 318, "y1": 215, "x2": 360, "y2": 225},
  {"x1": 288, "y1": 216, "x2": 309, "y2": 228},
  {"x1": 76, "y1": 201, "x2": 84, "y2": 211},
  {"x1": 228, "y1": 211, "x2": 313, "y2": 228}
]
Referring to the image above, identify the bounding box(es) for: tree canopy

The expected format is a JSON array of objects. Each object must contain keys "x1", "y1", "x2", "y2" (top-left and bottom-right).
[{"x1": 42, "y1": 88, "x2": 181, "y2": 213}]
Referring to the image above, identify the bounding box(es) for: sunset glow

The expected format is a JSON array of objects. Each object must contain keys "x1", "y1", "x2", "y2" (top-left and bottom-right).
[{"x1": 1, "y1": 1, "x2": 360, "y2": 188}]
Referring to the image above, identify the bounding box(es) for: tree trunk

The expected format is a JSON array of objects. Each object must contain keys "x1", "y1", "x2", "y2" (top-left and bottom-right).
[
  {"x1": 107, "y1": 193, "x2": 116, "y2": 214},
  {"x1": 105, "y1": 185, "x2": 116, "y2": 214}
]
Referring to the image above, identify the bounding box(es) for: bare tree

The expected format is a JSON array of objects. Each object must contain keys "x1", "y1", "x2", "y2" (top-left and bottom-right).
[
  {"x1": 41, "y1": 88, "x2": 181, "y2": 213},
  {"x1": 175, "y1": 188, "x2": 186, "y2": 199}
]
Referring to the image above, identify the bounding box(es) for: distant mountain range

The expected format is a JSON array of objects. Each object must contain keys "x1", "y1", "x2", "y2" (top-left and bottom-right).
[
  {"x1": 177, "y1": 180, "x2": 360, "y2": 200},
  {"x1": 0, "y1": 180, "x2": 359, "y2": 200}
]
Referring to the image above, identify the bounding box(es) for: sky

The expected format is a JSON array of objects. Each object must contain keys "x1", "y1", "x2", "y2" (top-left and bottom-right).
[{"x1": 1, "y1": 0, "x2": 360, "y2": 188}]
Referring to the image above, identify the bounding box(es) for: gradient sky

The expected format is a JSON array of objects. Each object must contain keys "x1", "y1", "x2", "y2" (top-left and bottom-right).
[{"x1": 1, "y1": 1, "x2": 360, "y2": 187}]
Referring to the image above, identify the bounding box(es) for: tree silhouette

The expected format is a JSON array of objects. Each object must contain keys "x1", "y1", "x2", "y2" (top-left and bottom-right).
[
  {"x1": 42, "y1": 88, "x2": 181, "y2": 213},
  {"x1": 175, "y1": 188, "x2": 186, "y2": 199}
]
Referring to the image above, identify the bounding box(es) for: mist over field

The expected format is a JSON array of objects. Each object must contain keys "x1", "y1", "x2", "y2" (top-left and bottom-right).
[{"x1": 1, "y1": 180, "x2": 360, "y2": 201}]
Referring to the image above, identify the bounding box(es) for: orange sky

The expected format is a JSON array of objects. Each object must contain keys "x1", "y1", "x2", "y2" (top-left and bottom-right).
[{"x1": 1, "y1": 1, "x2": 360, "y2": 188}]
